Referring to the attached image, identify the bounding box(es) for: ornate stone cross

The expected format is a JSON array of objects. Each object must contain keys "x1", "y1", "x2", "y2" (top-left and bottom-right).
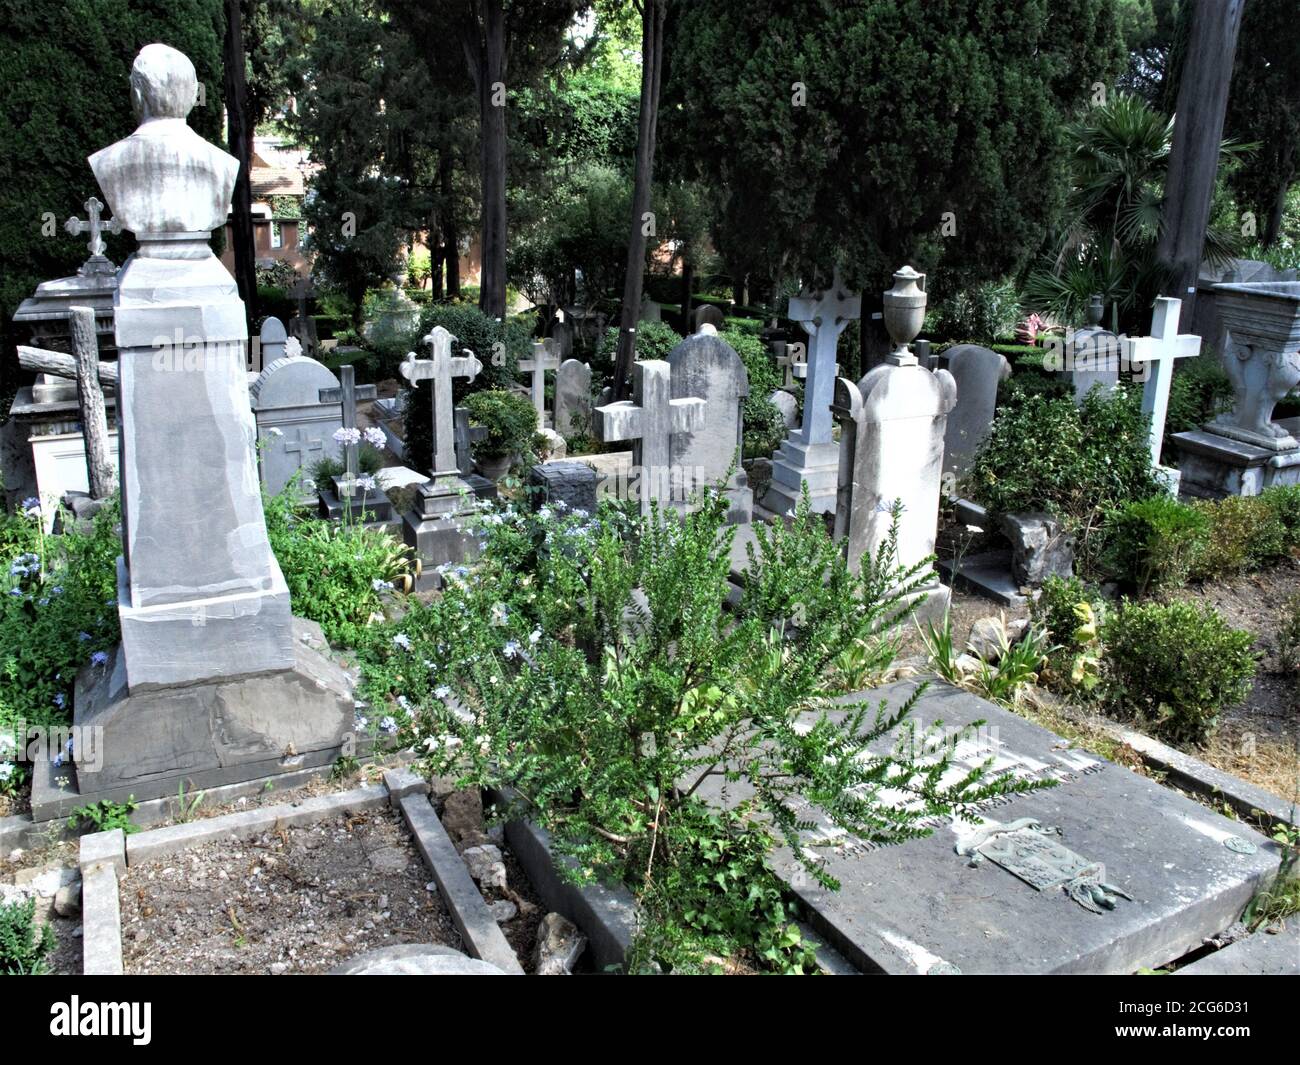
[
  {"x1": 64, "y1": 196, "x2": 123, "y2": 258},
  {"x1": 400, "y1": 325, "x2": 483, "y2": 481},
  {"x1": 319, "y1": 364, "x2": 378, "y2": 496},
  {"x1": 595, "y1": 358, "x2": 705, "y2": 517},
  {"x1": 1124, "y1": 297, "x2": 1202, "y2": 468},
  {"x1": 519, "y1": 338, "x2": 560, "y2": 424},
  {"x1": 787, "y1": 268, "x2": 861, "y2": 447}
]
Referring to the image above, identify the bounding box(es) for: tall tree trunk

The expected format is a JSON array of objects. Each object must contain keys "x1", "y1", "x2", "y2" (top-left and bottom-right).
[
  {"x1": 223, "y1": 0, "x2": 258, "y2": 327},
  {"x1": 1264, "y1": 161, "x2": 1295, "y2": 249},
  {"x1": 475, "y1": 0, "x2": 508, "y2": 321},
  {"x1": 680, "y1": 257, "x2": 693, "y2": 333},
  {"x1": 441, "y1": 149, "x2": 460, "y2": 297},
  {"x1": 1156, "y1": 0, "x2": 1245, "y2": 316},
  {"x1": 612, "y1": 0, "x2": 666, "y2": 401},
  {"x1": 428, "y1": 200, "x2": 444, "y2": 301}
]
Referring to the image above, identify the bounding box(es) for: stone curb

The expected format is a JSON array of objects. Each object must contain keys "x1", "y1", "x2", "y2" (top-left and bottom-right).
[
  {"x1": 79, "y1": 828, "x2": 126, "y2": 875},
  {"x1": 487, "y1": 788, "x2": 638, "y2": 974},
  {"x1": 81, "y1": 862, "x2": 122, "y2": 975},
  {"x1": 1094, "y1": 720, "x2": 1296, "y2": 831},
  {"x1": 124, "y1": 784, "x2": 388, "y2": 866},
  {"x1": 396, "y1": 792, "x2": 524, "y2": 975}
]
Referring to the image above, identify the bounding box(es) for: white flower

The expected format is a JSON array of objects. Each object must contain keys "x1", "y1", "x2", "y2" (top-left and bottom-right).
[
  {"x1": 434, "y1": 685, "x2": 451, "y2": 699},
  {"x1": 284, "y1": 336, "x2": 303, "y2": 358},
  {"x1": 0, "y1": 762, "x2": 14, "y2": 781},
  {"x1": 380, "y1": 715, "x2": 398, "y2": 734},
  {"x1": 372, "y1": 578, "x2": 391, "y2": 591},
  {"x1": 357, "y1": 474, "x2": 377, "y2": 492},
  {"x1": 392, "y1": 633, "x2": 412, "y2": 651},
  {"x1": 334, "y1": 427, "x2": 362, "y2": 447},
  {"x1": 528, "y1": 629, "x2": 541, "y2": 645},
  {"x1": 268, "y1": 426, "x2": 283, "y2": 437},
  {"x1": 363, "y1": 427, "x2": 387, "y2": 450}
]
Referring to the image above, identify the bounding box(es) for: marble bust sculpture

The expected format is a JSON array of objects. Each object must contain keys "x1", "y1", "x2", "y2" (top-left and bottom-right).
[{"x1": 88, "y1": 43, "x2": 238, "y2": 246}]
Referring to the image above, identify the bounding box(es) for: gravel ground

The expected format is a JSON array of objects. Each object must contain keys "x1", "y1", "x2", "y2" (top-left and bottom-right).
[{"x1": 120, "y1": 808, "x2": 463, "y2": 975}]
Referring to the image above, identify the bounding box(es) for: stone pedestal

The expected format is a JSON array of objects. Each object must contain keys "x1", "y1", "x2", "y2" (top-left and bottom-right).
[
  {"x1": 318, "y1": 476, "x2": 395, "y2": 524},
  {"x1": 527, "y1": 460, "x2": 598, "y2": 515},
  {"x1": 1173, "y1": 419, "x2": 1300, "y2": 498},
  {"x1": 403, "y1": 478, "x2": 480, "y2": 575},
  {"x1": 764, "y1": 438, "x2": 840, "y2": 516}
]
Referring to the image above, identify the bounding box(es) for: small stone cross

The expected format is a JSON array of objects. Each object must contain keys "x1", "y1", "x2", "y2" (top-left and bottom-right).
[
  {"x1": 400, "y1": 326, "x2": 483, "y2": 481},
  {"x1": 64, "y1": 196, "x2": 123, "y2": 258},
  {"x1": 319, "y1": 364, "x2": 378, "y2": 495},
  {"x1": 787, "y1": 268, "x2": 861, "y2": 446},
  {"x1": 1124, "y1": 297, "x2": 1202, "y2": 467},
  {"x1": 518, "y1": 338, "x2": 560, "y2": 424},
  {"x1": 595, "y1": 359, "x2": 705, "y2": 517}
]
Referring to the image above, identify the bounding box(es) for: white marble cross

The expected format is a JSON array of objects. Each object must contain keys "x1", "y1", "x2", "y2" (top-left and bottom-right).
[
  {"x1": 400, "y1": 326, "x2": 483, "y2": 479},
  {"x1": 519, "y1": 338, "x2": 560, "y2": 424},
  {"x1": 64, "y1": 196, "x2": 123, "y2": 258},
  {"x1": 1124, "y1": 297, "x2": 1202, "y2": 467},
  {"x1": 595, "y1": 359, "x2": 705, "y2": 517},
  {"x1": 787, "y1": 269, "x2": 861, "y2": 446}
]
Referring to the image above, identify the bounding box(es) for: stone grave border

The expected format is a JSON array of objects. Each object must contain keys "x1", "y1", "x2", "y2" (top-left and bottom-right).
[
  {"x1": 76, "y1": 768, "x2": 524, "y2": 976},
  {"x1": 0, "y1": 742, "x2": 409, "y2": 854}
]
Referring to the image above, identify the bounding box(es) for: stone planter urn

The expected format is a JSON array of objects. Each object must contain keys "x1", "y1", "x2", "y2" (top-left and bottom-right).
[
  {"x1": 477, "y1": 453, "x2": 515, "y2": 482},
  {"x1": 1208, "y1": 280, "x2": 1300, "y2": 451},
  {"x1": 881, "y1": 265, "x2": 927, "y2": 364}
]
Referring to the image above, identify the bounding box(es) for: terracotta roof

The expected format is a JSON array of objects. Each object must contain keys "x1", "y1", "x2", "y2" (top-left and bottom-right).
[{"x1": 251, "y1": 167, "x2": 305, "y2": 198}]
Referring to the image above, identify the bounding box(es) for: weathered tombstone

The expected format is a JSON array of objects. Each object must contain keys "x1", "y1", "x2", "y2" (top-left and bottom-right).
[
  {"x1": 287, "y1": 277, "x2": 318, "y2": 356},
  {"x1": 316, "y1": 364, "x2": 391, "y2": 522},
  {"x1": 547, "y1": 310, "x2": 574, "y2": 360},
  {"x1": 595, "y1": 359, "x2": 705, "y2": 517},
  {"x1": 1059, "y1": 294, "x2": 1122, "y2": 401},
  {"x1": 518, "y1": 338, "x2": 560, "y2": 427},
  {"x1": 249, "y1": 354, "x2": 342, "y2": 498},
  {"x1": 70, "y1": 44, "x2": 351, "y2": 807},
  {"x1": 942, "y1": 344, "x2": 1010, "y2": 480},
  {"x1": 691, "y1": 303, "x2": 725, "y2": 333},
  {"x1": 832, "y1": 266, "x2": 954, "y2": 617},
  {"x1": 255, "y1": 315, "x2": 288, "y2": 372},
  {"x1": 399, "y1": 326, "x2": 483, "y2": 571},
  {"x1": 665, "y1": 330, "x2": 752, "y2": 523},
  {"x1": 363, "y1": 277, "x2": 420, "y2": 349},
  {"x1": 66, "y1": 306, "x2": 115, "y2": 500},
  {"x1": 527, "y1": 460, "x2": 598, "y2": 516},
  {"x1": 553, "y1": 358, "x2": 592, "y2": 438},
  {"x1": 1123, "y1": 296, "x2": 1202, "y2": 493},
  {"x1": 769, "y1": 388, "x2": 798, "y2": 429},
  {"x1": 695, "y1": 678, "x2": 1280, "y2": 974},
  {"x1": 764, "y1": 269, "x2": 861, "y2": 516},
  {"x1": 1174, "y1": 281, "x2": 1300, "y2": 497},
  {"x1": 453, "y1": 405, "x2": 496, "y2": 501}
]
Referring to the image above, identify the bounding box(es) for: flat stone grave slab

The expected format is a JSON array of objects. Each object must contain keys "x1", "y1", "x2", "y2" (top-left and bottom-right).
[
  {"x1": 698, "y1": 679, "x2": 1281, "y2": 974},
  {"x1": 938, "y1": 550, "x2": 1031, "y2": 607},
  {"x1": 1176, "y1": 925, "x2": 1299, "y2": 976}
]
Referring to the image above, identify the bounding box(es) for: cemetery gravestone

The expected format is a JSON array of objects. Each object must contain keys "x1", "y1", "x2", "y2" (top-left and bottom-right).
[
  {"x1": 1058, "y1": 294, "x2": 1121, "y2": 401},
  {"x1": 764, "y1": 269, "x2": 861, "y2": 516},
  {"x1": 665, "y1": 330, "x2": 753, "y2": 523},
  {"x1": 770, "y1": 388, "x2": 798, "y2": 429},
  {"x1": 70, "y1": 44, "x2": 351, "y2": 807},
  {"x1": 453, "y1": 405, "x2": 496, "y2": 501},
  {"x1": 519, "y1": 339, "x2": 560, "y2": 427},
  {"x1": 942, "y1": 344, "x2": 1010, "y2": 479},
  {"x1": 527, "y1": 461, "x2": 598, "y2": 516},
  {"x1": 699, "y1": 679, "x2": 1280, "y2": 975},
  {"x1": 553, "y1": 358, "x2": 593, "y2": 439},
  {"x1": 249, "y1": 352, "x2": 343, "y2": 498},
  {"x1": 595, "y1": 359, "x2": 705, "y2": 518},
  {"x1": 317, "y1": 364, "x2": 392, "y2": 523},
  {"x1": 692, "y1": 303, "x2": 725, "y2": 333},
  {"x1": 1123, "y1": 296, "x2": 1201, "y2": 493},
  {"x1": 255, "y1": 315, "x2": 288, "y2": 372}
]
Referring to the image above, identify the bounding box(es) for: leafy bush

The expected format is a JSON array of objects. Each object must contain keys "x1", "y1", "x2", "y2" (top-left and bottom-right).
[
  {"x1": 1103, "y1": 496, "x2": 1210, "y2": 593},
  {"x1": 0, "y1": 500, "x2": 120, "y2": 737},
  {"x1": 720, "y1": 327, "x2": 787, "y2": 458},
  {"x1": 1189, "y1": 495, "x2": 1288, "y2": 580},
  {"x1": 1101, "y1": 599, "x2": 1257, "y2": 747},
  {"x1": 462, "y1": 390, "x2": 542, "y2": 461},
  {"x1": 0, "y1": 897, "x2": 56, "y2": 975},
  {"x1": 1033, "y1": 575, "x2": 1101, "y2": 646},
  {"x1": 309, "y1": 444, "x2": 385, "y2": 488},
  {"x1": 359, "y1": 491, "x2": 1043, "y2": 971},
  {"x1": 969, "y1": 386, "x2": 1159, "y2": 537},
  {"x1": 264, "y1": 490, "x2": 414, "y2": 647},
  {"x1": 1165, "y1": 356, "x2": 1234, "y2": 443},
  {"x1": 592, "y1": 320, "x2": 683, "y2": 378},
  {"x1": 927, "y1": 278, "x2": 1022, "y2": 343},
  {"x1": 1261, "y1": 485, "x2": 1300, "y2": 546}
]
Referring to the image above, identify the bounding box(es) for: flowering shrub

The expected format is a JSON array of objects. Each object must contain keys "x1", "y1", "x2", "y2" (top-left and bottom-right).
[{"x1": 357, "y1": 489, "x2": 1044, "y2": 971}]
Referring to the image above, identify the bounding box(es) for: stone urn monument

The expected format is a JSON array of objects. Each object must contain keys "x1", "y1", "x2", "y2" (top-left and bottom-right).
[{"x1": 1172, "y1": 280, "x2": 1300, "y2": 496}]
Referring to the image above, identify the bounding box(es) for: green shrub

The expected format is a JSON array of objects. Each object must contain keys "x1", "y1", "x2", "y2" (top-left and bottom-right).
[
  {"x1": 1189, "y1": 496, "x2": 1288, "y2": 579},
  {"x1": 593, "y1": 319, "x2": 682, "y2": 377},
  {"x1": 0, "y1": 897, "x2": 56, "y2": 975},
  {"x1": 1103, "y1": 496, "x2": 1210, "y2": 593},
  {"x1": 1261, "y1": 485, "x2": 1300, "y2": 546},
  {"x1": 1033, "y1": 575, "x2": 1101, "y2": 646},
  {"x1": 462, "y1": 390, "x2": 541, "y2": 461},
  {"x1": 927, "y1": 278, "x2": 1021, "y2": 343},
  {"x1": 1102, "y1": 599, "x2": 1257, "y2": 747},
  {"x1": 309, "y1": 444, "x2": 385, "y2": 488},
  {"x1": 1165, "y1": 356, "x2": 1234, "y2": 443},
  {"x1": 969, "y1": 386, "x2": 1159, "y2": 536},
  {"x1": 720, "y1": 327, "x2": 787, "y2": 458}
]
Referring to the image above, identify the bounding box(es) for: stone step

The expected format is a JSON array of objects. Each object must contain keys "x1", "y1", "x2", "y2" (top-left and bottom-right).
[{"x1": 1176, "y1": 924, "x2": 1299, "y2": 976}]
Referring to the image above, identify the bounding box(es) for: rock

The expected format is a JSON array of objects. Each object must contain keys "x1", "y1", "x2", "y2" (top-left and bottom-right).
[
  {"x1": 330, "y1": 944, "x2": 506, "y2": 975},
  {"x1": 534, "y1": 912, "x2": 586, "y2": 975},
  {"x1": 966, "y1": 616, "x2": 1008, "y2": 662},
  {"x1": 460, "y1": 845, "x2": 508, "y2": 891},
  {"x1": 998, "y1": 512, "x2": 1074, "y2": 587},
  {"x1": 269, "y1": 962, "x2": 289, "y2": 975},
  {"x1": 366, "y1": 846, "x2": 408, "y2": 874},
  {"x1": 488, "y1": 900, "x2": 518, "y2": 924},
  {"x1": 1005, "y1": 618, "x2": 1030, "y2": 643},
  {"x1": 954, "y1": 653, "x2": 985, "y2": 676},
  {"x1": 51, "y1": 884, "x2": 80, "y2": 915},
  {"x1": 538, "y1": 426, "x2": 567, "y2": 461},
  {"x1": 441, "y1": 789, "x2": 484, "y2": 845}
]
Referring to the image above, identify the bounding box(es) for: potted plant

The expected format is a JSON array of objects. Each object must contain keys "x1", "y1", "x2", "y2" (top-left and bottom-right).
[{"x1": 463, "y1": 390, "x2": 541, "y2": 481}]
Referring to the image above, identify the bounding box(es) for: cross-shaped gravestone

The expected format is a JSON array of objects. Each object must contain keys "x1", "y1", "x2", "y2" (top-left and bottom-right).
[
  {"x1": 454, "y1": 406, "x2": 488, "y2": 477},
  {"x1": 518, "y1": 338, "x2": 560, "y2": 425},
  {"x1": 775, "y1": 344, "x2": 800, "y2": 388},
  {"x1": 1124, "y1": 296, "x2": 1202, "y2": 468},
  {"x1": 787, "y1": 269, "x2": 861, "y2": 447},
  {"x1": 319, "y1": 364, "x2": 378, "y2": 497},
  {"x1": 400, "y1": 325, "x2": 483, "y2": 482},
  {"x1": 64, "y1": 196, "x2": 123, "y2": 258},
  {"x1": 595, "y1": 358, "x2": 705, "y2": 517}
]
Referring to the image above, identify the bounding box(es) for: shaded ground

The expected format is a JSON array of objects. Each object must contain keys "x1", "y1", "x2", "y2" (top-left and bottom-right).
[{"x1": 120, "y1": 808, "x2": 463, "y2": 975}]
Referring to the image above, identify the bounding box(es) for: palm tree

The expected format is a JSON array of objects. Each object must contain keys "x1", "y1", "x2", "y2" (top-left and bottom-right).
[{"x1": 1025, "y1": 93, "x2": 1247, "y2": 333}]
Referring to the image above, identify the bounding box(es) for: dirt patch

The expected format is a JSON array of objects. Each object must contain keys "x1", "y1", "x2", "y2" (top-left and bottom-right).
[{"x1": 120, "y1": 808, "x2": 463, "y2": 975}]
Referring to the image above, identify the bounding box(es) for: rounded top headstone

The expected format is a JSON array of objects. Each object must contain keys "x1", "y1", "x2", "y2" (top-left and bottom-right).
[{"x1": 249, "y1": 355, "x2": 340, "y2": 410}]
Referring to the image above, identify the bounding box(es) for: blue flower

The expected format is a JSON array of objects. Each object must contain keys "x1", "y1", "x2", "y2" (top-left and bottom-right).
[
  {"x1": 392, "y1": 633, "x2": 412, "y2": 651},
  {"x1": 91, "y1": 651, "x2": 109, "y2": 667},
  {"x1": 502, "y1": 640, "x2": 521, "y2": 660},
  {"x1": 78, "y1": 632, "x2": 92, "y2": 642},
  {"x1": 380, "y1": 715, "x2": 398, "y2": 734},
  {"x1": 53, "y1": 693, "x2": 66, "y2": 709}
]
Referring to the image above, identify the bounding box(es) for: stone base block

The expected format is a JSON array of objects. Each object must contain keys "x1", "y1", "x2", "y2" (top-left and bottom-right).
[
  {"x1": 318, "y1": 480, "x2": 395, "y2": 524},
  {"x1": 938, "y1": 550, "x2": 1033, "y2": 608},
  {"x1": 762, "y1": 438, "x2": 839, "y2": 515},
  {"x1": 69, "y1": 619, "x2": 353, "y2": 805},
  {"x1": 1173, "y1": 427, "x2": 1300, "y2": 498},
  {"x1": 403, "y1": 477, "x2": 480, "y2": 574},
  {"x1": 117, "y1": 557, "x2": 295, "y2": 690},
  {"x1": 527, "y1": 461, "x2": 598, "y2": 516}
]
